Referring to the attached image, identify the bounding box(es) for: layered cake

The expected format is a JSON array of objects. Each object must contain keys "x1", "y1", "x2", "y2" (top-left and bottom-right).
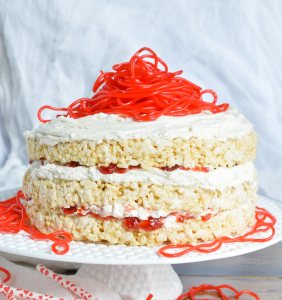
[{"x1": 22, "y1": 48, "x2": 257, "y2": 246}]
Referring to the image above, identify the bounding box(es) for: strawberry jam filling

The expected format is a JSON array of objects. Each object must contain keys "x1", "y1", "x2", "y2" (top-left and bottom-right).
[
  {"x1": 97, "y1": 163, "x2": 141, "y2": 174},
  {"x1": 123, "y1": 217, "x2": 164, "y2": 231},
  {"x1": 160, "y1": 165, "x2": 209, "y2": 172},
  {"x1": 31, "y1": 159, "x2": 209, "y2": 174},
  {"x1": 63, "y1": 161, "x2": 81, "y2": 167},
  {"x1": 98, "y1": 164, "x2": 209, "y2": 174},
  {"x1": 61, "y1": 207, "x2": 213, "y2": 232}
]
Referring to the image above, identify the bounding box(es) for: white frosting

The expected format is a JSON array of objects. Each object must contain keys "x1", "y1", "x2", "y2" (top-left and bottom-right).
[
  {"x1": 24, "y1": 108, "x2": 253, "y2": 146},
  {"x1": 87, "y1": 204, "x2": 216, "y2": 220},
  {"x1": 163, "y1": 202, "x2": 255, "y2": 230},
  {"x1": 25, "y1": 199, "x2": 214, "y2": 220},
  {"x1": 163, "y1": 216, "x2": 181, "y2": 229},
  {"x1": 87, "y1": 203, "x2": 169, "y2": 219},
  {"x1": 30, "y1": 161, "x2": 256, "y2": 189},
  {"x1": 64, "y1": 204, "x2": 171, "y2": 220}
]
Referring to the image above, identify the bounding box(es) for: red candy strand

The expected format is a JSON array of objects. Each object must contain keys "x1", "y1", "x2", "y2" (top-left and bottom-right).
[
  {"x1": 0, "y1": 267, "x2": 11, "y2": 283},
  {"x1": 176, "y1": 284, "x2": 260, "y2": 300},
  {"x1": 158, "y1": 207, "x2": 276, "y2": 258},
  {"x1": 38, "y1": 47, "x2": 229, "y2": 123},
  {"x1": 0, "y1": 191, "x2": 72, "y2": 255}
]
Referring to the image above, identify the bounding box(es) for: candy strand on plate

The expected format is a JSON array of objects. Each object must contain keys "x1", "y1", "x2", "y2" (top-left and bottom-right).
[
  {"x1": 175, "y1": 283, "x2": 260, "y2": 300},
  {"x1": 158, "y1": 206, "x2": 276, "y2": 258},
  {"x1": 0, "y1": 190, "x2": 72, "y2": 255},
  {"x1": 145, "y1": 294, "x2": 154, "y2": 300},
  {"x1": 0, "y1": 267, "x2": 15, "y2": 300},
  {"x1": 0, "y1": 266, "x2": 11, "y2": 283},
  {"x1": 38, "y1": 47, "x2": 229, "y2": 123}
]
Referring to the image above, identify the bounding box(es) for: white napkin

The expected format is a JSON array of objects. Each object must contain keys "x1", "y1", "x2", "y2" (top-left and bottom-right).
[
  {"x1": 0, "y1": 257, "x2": 121, "y2": 300},
  {"x1": 0, "y1": 257, "x2": 183, "y2": 300}
]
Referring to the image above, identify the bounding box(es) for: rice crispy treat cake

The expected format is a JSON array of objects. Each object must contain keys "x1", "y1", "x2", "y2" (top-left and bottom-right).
[
  {"x1": 22, "y1": 48, "x2": 257, "y2": 246},
  {"x1": 22, "y1": 108, "x2": 257, "y2": 246}
]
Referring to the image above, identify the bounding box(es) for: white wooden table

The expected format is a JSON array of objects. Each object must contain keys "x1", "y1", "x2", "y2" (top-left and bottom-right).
[{"x1": 175, "y1": 243, "x2": 282, "y2": 299}]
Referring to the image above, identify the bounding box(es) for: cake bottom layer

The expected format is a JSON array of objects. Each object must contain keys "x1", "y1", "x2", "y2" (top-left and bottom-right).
[{"x1": 25, "y1": 203, "x2": 256, "y2": 246}]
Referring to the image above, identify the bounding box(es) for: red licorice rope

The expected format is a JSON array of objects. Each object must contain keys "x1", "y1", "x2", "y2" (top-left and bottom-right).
[
  {"x1": 158, "y1": 207, "x2": 276, "y2": 258},
  {"x1": 0, "y1": 267, "x2": 11, "y2": 283},
  {"x1": 37, "y1": 47, "x2": 229, "y2": 123},
  {"x1": 176, "y1": 284, "x2": 260, "y2": 300},
  {"x1": 146, "y1": 283, "x2": 260, "y2": 300},
  {"x1": 0, "y1": 191, "x2": 72, "y2": 255}
]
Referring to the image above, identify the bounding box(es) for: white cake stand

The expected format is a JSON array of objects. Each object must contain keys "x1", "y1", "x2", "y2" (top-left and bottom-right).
[{"x1": 1, "y1": 189, "x2": 282, "y2": 299}]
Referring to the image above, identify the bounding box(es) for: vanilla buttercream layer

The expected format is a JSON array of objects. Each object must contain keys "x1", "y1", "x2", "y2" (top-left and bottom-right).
[
  {"x1": 26, "y1": 131, "x2": 256, "y2": 169},
  {"x1": 23, "y1": 167, "x2": 257, "y2": 216},
  {"x1": 24, "y1": 108, "x2": 253, "y2": 146},
  {"x1": 29, "y1": 161, "x2": 256, "y2": 187},
  {"x1": 24, "y1": 203, "x2": 256, "y2": 246}
]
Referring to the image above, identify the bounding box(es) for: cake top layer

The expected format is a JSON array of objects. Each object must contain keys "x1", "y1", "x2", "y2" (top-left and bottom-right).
[
  {"x1": 28, "y1": 48, "x2": 253, "y2": 145},
  {"x1": 25, "y1": 107, "x2": 253, "y2": 145}
]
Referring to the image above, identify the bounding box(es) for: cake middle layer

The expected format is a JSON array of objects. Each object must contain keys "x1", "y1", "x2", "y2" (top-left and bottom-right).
[{"x1": 23, "y1": 161, "x2": 257, "y2": 218}]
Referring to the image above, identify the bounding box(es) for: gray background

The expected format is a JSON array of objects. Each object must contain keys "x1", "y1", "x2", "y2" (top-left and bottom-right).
[{"x1": 0, "y1": 0, "x2": 281, "y2": 202}]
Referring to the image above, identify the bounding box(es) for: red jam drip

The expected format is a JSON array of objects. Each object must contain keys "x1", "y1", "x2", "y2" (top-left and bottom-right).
[
  {"x1": 123, "y1": 217, "x2": 164, "y2": 232},
  {"x1": 158, "y1": 207, "x2": 276, "y2": 258},
  {"x1": 201, "y1": 213, "x2": 212, "y2": 221},
  {"x1": 173, "y1": 212, "x2": 195, "y2": 223},
  {"x1": 63, "y1": 161, "x2": 81, "y2": 167},
  {"x1": 90, "y1": 212, "x2": 116, "y2": 221},
  {"x1": 37, "y1": 47, "x2": 229, "y2": 123},
  {"x1": 62, "y1": 207, "x2": 77, "y2": 215},
  {"x1": 98, "y1": 163, "x2": 141, "y2": 174},
  {"x1": 0, "y1": 191, "x2": 72, "y2": 255},
  {"x1": 160, "y1": 165, "x2": 209, "y2": 172},
  {"x1": 175, "y1": 283, "x2": 260, "y2": 300}
]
